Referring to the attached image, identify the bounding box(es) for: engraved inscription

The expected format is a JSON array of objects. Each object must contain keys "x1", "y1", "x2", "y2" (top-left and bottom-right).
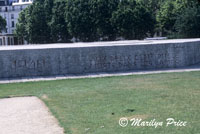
[
  {"x1": 83, "y1": 51, "x2": 182, "y2": 71},
  {"x1": 12, "y1": 59, "x2": 46, "y2": 71}
]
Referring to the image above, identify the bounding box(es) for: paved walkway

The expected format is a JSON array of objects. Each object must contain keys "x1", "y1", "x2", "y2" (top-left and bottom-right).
[
  {"x1": 0, "y1": 65, "x2": 200, "y2": 84},
  {"x1": 0, "y1": 97, "x2": 64, "y2": 134}
]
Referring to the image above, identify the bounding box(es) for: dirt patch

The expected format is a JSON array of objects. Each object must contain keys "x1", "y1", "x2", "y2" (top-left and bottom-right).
[
  {"x1": 126, "y1": 114, "x2": 149, "y2": 120},
  {"x1": 41, "y1": 94, "x2": 49, "y2": 100},
  {"x1": 71, "y1": 127, "x2": 79, "y2": 134}
]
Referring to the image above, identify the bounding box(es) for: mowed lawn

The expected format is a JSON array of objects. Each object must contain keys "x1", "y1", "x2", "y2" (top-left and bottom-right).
[{"x1": 0, "y1": 72, "x2": 200, "y2": 134}]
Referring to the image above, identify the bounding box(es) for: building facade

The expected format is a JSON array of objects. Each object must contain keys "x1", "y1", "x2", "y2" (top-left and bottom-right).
[{"x1": 0, "y1": 0, "x2": 33, "y2": 46}]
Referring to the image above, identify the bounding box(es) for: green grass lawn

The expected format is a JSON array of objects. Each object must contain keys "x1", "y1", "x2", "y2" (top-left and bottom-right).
[{"x1": 0, "y1": 71, "x2": 200, "y2": 134}]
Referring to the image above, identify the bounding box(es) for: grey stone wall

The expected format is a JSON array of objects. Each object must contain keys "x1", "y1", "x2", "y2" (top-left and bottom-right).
[{"x1": 0, "y1": 39, "x2": 200, "y2": 79}]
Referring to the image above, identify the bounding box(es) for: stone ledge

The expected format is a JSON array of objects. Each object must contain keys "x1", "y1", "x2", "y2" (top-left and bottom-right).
[{"x1": 0, "y1": 38, "x2": 200, "y2": 50}]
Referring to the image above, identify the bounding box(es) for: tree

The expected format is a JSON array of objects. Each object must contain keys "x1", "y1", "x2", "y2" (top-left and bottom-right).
[
  {"x1": 15, "y1": 0, "x2": 54, "y2": 44},
  {"x1": 156, "y1": 0, "x2": 178, "y2": 36},
  {"x1": 27, "y1": 2, "x2": 48, "y2": 43},
  {"x1": 50, "y1": 0, "x2": 71, "y2": 42},
  {"x1": 0, "y1": 16, "x2": 6, "y2": 32},
  {"x1": 15, "y1": 8, "x2": 28, "y2": 43},
  {"x1": 138, "y1": 0, "x2": 164, "y2": 13},
  {"x1": 65, "y1": 0, "x2": 120, "y2": 42},
  {"x1": 175, "y1": 3, "x2": 200, "y2": 38},
  {"x1": 111, "y1": 0, "x2": 155, "y2": 39},
  {"x1": 43, "y1": 0, "x2": 54, "y2": 42},
  {"x1": 156, "y1": 0, "x2": 200, "y2": 38},
  {"x1": 91, "y1": 0, "x2": 119, "y2": 40},
  {"x1": 65, "y1": 0, "x2": 98, "y2": 42}
]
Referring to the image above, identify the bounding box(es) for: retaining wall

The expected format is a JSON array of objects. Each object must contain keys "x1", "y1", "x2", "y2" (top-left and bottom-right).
[{"x1": 0, "y1": 39, "x2": 200, "y2": 79}]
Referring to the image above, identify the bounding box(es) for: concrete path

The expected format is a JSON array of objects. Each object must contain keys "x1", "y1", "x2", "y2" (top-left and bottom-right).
[
  {"x1": 0, "y1": 65, "x2": 200, "y2": 84},
  {"x1": 0, "y1": 97, "x2": 64, "y2": 134}
]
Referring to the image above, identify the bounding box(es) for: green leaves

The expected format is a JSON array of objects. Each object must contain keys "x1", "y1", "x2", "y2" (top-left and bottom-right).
[
  {"x1": 111, "y1": 0, "x2": 154, "y2": 39},
  {"x1": 65, "y1": 0, "x2": 98, "y2": 42},
  {"x1": 14, "y1": 0, "x2": 200, "y2": 43},
  {"x1": 175, "y1": 6, "x2": 200, "y2": 38},
  {"x1": 66, "y1": 0, "x2": 154, "y2": 41},
  {"x1": 156, "y1": 0, "x2": 177, "y2": 35},
  {"x1": 156, "y1": 0, "x2": 200, "y2": 38},
  {"x1": 15, "y1": 0, "x2": 155, "y2": 43},
  {"x1": 15, "y1": 0, "x2": 54, "y2": 44},
  {"x1": 50, "y1": 0, "x2": 71, "y2": 43},
  {"x1": 0, "y1": 16, "x2": 6, "y2": 32},
  {"x1": 91, "y1": 0, "x2": 119, "y2": 40}
]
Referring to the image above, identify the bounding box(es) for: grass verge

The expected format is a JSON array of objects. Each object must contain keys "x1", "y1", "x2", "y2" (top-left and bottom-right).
[{"x1": 0, "y1": 71, "x2": 200, "y2": 134}]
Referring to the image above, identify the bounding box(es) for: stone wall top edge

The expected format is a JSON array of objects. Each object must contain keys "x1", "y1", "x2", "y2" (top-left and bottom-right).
[{"x1": 0, "y1": 38, "x2": 200, "y2": 51}]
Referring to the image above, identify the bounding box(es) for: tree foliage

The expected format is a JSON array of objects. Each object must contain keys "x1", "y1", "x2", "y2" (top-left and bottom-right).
[
  {"x1": 15, "y1": 0, "x2": 200, "y2": 44},
  {"x1": 111, "y1": 0, "x2": 154, "y2": 39},
  {"x1": 175, "y1": 3, "x2": 200, "y2": 38},
  {"x1": 91, "y1": 0, "x2": 119, "y2": 40},
  {"x1": 65, "y1": 0, "x2": 98, "y2": 42},
  {"x1": 15, "y1": 8, "x2": 28, "y2": 41},
  {"x1": 50, "y1": 0, "x2": 71, "y2": 42},
  {"x1": 0, "y1": 16, "x2": 6, "y2": 32},
  {"x1": 157, "y1": 0, "x2": 200, "y2": 37},
  {"x1": 15, "y1": 0, "x2": 54, "y2": 44},
  {"x1": 156, "y1": 0, "x2": 178, "y2": 35}
]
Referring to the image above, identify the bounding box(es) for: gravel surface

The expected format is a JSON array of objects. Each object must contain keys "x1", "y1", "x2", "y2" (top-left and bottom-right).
[{"x1": 0, "y1": 97, "x2": 64, "y2": 134}]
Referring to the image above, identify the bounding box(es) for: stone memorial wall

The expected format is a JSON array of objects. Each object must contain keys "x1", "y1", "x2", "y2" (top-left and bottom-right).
[{"x1": 0, "y1": 39, "x2": 200, "y2": 79}]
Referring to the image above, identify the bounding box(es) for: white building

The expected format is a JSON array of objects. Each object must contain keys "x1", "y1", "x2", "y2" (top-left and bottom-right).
[{"x1": 0, "y1": 0, "x2": 33, "y2": 45}]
